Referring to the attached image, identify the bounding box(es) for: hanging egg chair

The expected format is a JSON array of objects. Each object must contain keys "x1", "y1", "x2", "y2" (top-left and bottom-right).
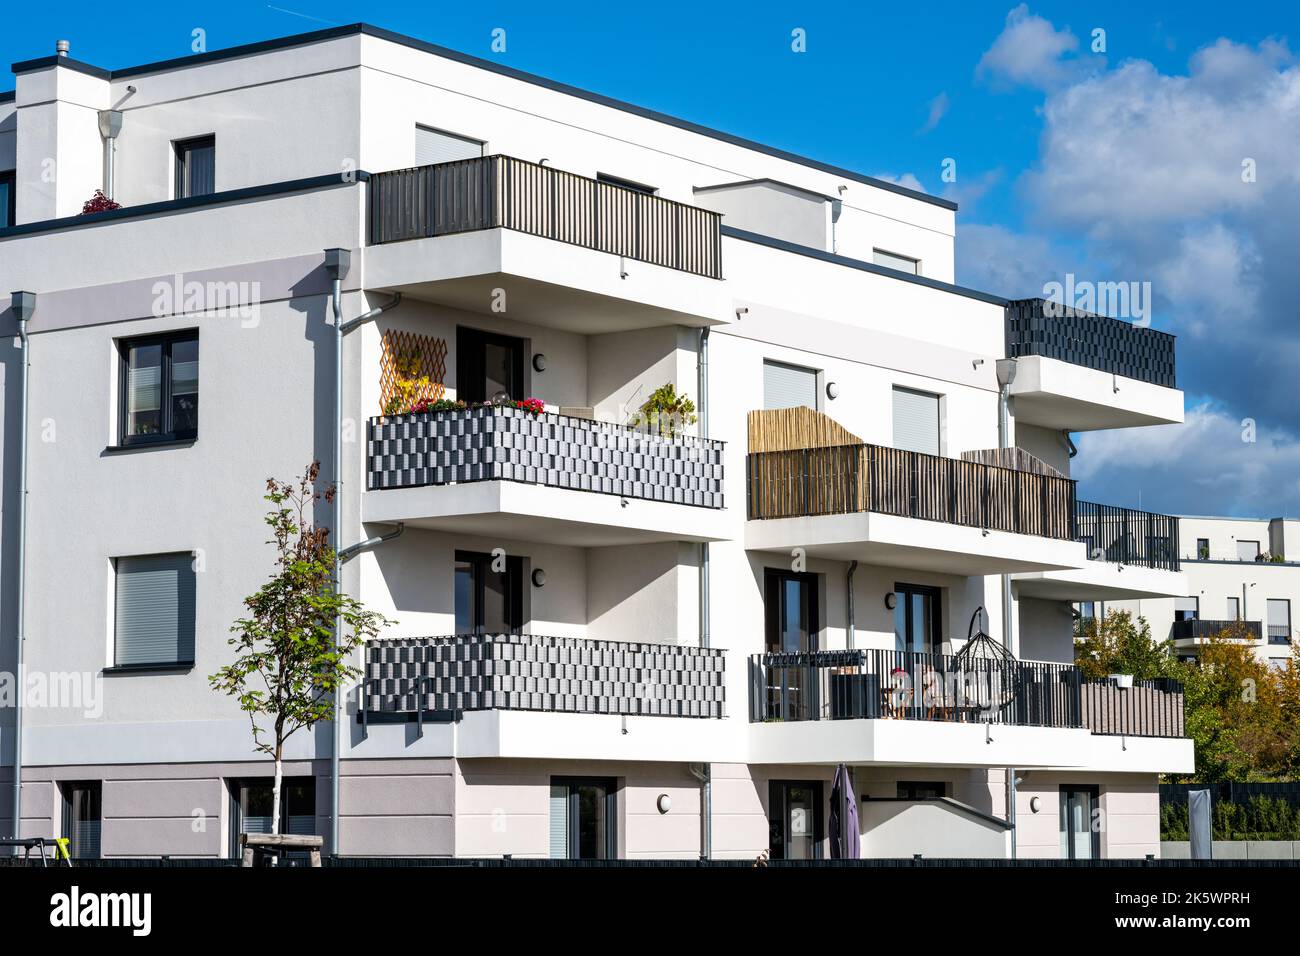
[{"x1": 952, "y1": 606, "x2": 1022, "y2": 717}]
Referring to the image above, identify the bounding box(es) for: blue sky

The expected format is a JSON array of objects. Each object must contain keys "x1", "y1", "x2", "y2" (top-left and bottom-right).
[{"x1": 5, "y1": 2, "x2": 1299, "y2": 518}]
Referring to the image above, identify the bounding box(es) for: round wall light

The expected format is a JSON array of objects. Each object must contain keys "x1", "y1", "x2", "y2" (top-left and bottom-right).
[
  {"x1": 884, "y1": 592, "x2": 897, "y2": 610},
  {"x1": 531, "y1": 568, "x2": 547, "y2": 588},
  {"x1": 826, "y1": 381, "x2": 840, "y2": 400},
  {"x1": 657, "y1": 794, "x2": 672, "y2": 814},
  {"x1": 533, "y1": 353, "x2": 547, "y2": 372},
  {"x1": 1029, "y1": 796, "x2": 1041, "y2": 814}
]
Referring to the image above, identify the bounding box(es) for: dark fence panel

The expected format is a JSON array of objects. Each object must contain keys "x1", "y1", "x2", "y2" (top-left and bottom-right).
[
  {"x1": 1080, "y1": 677, "x2": 1185, "y2": 738},
  {"x1": 1075, "y1": 500, "x2": 1181, "y2": 570},
  {"x1": 1170, "y1": 619, "x2": 1263, "y2": 642},
  {"x1": 1005, "y1": 297, "x2": 1176, "y2": 387}
]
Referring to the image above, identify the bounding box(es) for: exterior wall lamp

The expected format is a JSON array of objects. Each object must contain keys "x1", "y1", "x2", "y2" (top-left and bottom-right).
[{"x1": 531, "y1": 568, "x2": 547, "y2": 588}]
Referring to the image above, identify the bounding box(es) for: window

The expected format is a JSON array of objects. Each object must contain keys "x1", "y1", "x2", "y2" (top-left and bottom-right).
[
  {"x1": 455, "y1": 550, "x2": 523, "y2": 635},
  {"x1": 1226, "y1": 596, "x2": 1240, "y2": 621},
  {"x1": 1173, "y1": 597, "x2": 1199, "y2": 623},
  {"x1": 228, "y1": 777, "x2": 316, "y2": 858},
  {"x1": 117, "y1": 331, "x2": 199, "y2": 446},
  {"x1": 769, "y1": 780, "x2": 824, "y2": 860},
  {"x1": 1268, "y1": 599, "x2": 1291, "y2": 645},
  {"x1": 415, "y1": 125, "x2": 484, "y2": 165},
  {"x1": 0, "y1": 170, "x2": 15, "y2": 229},
  {"x1": 596, "y1": 172, "x2": 657, "y2": 195},
  {"x1": 897, "y1": 781, "x2": 947, "y2": 800},
  {"x1": 894, "y1": 582, "x2": 942, "y2": 655},
  {"x1": 61, "y1": 782, "x2": 102, "y2": 860},
  {"x1": 764, "y1": 569, "x2": 819, "y2": 720},
  {"x1": 1076, "y1": 601, "x2": 1096, "y2": 620},
  {"x1": 1059, "y1": 786, "x2": 1100, "y2": 859},
  {"x1": 457, "y1": 327, "x2": 525, "y2": 405},
  {"x1": 174, "y1": 135, "x2": 215, "y2": 198},
  {"x1": 550, "y1": 777, "x2": 617, "y2": 860},
  {"x1": 873, "y1": 248, "x2": 920, "y2": 275},
  {"x1": 1236, "y1": 539, "x2": 1261, "y2": 562},
  {"x1": 1196, "y1": 537, "x2": 1210, "y2": 559},
  {"x1": 763, "y1": 360, "x2": 818, "y2": 411},
  {"x1": 113, "y1": 553, "x2": 196, "y2": 668},
  {"x1": 892, "y1": 386, "x2": 941, "y2": 456}
]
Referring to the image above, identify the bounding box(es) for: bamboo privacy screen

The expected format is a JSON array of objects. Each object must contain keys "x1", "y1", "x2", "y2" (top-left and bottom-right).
[
  {"x1": 379, "y1": 329, "x2": 447, "y2": 413},
  {"x1": 747, "y1": 407, "x2": 863, "y2": 453}
]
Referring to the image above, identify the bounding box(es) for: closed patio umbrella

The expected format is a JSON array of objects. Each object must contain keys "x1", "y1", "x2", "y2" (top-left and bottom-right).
[{"x1": 829, "y1": 763, "x2": 860, "y2": 859}]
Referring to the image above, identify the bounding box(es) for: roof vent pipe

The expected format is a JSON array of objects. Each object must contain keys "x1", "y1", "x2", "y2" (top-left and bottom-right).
[
  {"x1": 98, "y1": 110, "x2": 123, "y2": 201},
  {"x1": 56, "y1": 39, "x2": 70, "y2": 57}
]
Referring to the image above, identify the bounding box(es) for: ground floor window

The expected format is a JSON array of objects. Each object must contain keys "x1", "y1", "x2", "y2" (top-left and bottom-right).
[
  {"x1": 550, "y1": 777, "x2": 617, "y2": 860},
  {"x1": 897, "y1": 781, "x2": 947, "y2": 800},
  {"x1": 228, "y1": 777, "x2": 317, "y2": 858},
  {"x1": 61, "y1": 781, "x2": 102, "y2": 860},
  {"x1": 1059, "y1": 785, "x2": 1101, "y2": 859},
  {"x1": 768, "y1": 780, "x2": 824, "y2": 860}
]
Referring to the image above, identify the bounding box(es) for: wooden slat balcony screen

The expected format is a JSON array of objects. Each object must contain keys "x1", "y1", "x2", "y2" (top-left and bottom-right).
[
  {"x1": 367, "y1": 155, "x2": 723, "y2": 279},
  {"x1": 746, "y1": 442, "x2": 1077, "y2": 540}
]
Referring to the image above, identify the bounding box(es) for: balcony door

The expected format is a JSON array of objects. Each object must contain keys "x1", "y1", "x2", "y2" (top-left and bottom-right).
[
  {"x1": 550, "y1": 777, "x2": 617, "y2": 860},
  {"x1": 1059, "y1": 786, "x2": 1100, "y2": 859},
  {"x1": 894, "y1": 582, "x2": 941, "y2": 655},
  {"x1": 457, "y1": 327, "x2": 525, "y2": 404},
  {"x1": 764, "y1": 569, "x2": 819, "y2": 720},
  {"x1": 455, "y1": 550, "x2": 523, "y2": 635},
  {"x1": 769, "y1": 780, "x2": 824, "y2": 860}
]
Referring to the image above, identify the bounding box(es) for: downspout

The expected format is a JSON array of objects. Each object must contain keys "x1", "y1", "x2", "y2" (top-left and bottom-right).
[
  {"x1": 696, "y1": 325, "x2": 711, "y2": 859},
  {"x1": 1061, "y1": 429, "x2": 1077, "y2": 459},
  {"x1": 98, "y1": 111, "x2": 123, "y2": 201},
  {"x1": 324, "y1": 248, "x2": 401, "y2": 856},
  {"x1": 995, "y1": 357, "x2": 1018, "y2": 859},
  {"x1": 8, "y1": 292, "x2": 34, "y2": 842},
  {"x1": 846, "y1": 561, "x2": 859, "y2": 649}
]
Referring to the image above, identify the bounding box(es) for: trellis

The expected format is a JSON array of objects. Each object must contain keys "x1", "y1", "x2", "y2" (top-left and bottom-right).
[{"x1": 379, "y1": 329, "x2": 447, "y2": 414}]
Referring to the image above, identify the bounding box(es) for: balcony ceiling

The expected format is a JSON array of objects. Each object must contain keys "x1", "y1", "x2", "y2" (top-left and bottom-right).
[
  {"x1": 1013, "y1": 565, "x2": 1189, "y2": 602},
  {"x1": 363, "y1": 229, "x2": 732, "y2": 334}
]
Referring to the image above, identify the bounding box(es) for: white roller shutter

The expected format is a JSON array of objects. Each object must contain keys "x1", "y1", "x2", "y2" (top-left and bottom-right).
[
  {"x1": 415, "y1": 126, "x2": 484, "y2": 166},
  {"x1": 763, "y1": 361, "x2": 818, "y2": 410},
  {"x1": 892, "y1": 387, "x2": 940, "y2": 456},
  {"x1": 549, "y1": 784, "x2": 569, "y2": 859}
]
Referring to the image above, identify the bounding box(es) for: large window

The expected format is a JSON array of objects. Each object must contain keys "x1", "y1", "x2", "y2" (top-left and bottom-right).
[
  {"x1": 174, "y1": 135, "x2": 215, "y2": 198},
  {"x1": 1173, "y1": 597, "x2": 1199, "y2": 623},
  {"x1": 118, "y1": 331, "x2": 199, "y2": 446},
  {"x1": 455, "y1": 550, "x2": 523, "y2": 635},
  {"x1": 894, "y1": 582, "x2": 942, "y2": 655},
  {"x1": 1059, "y1": 786, "x2": 1100, "y2": 859},
  {"x1": 228, "y1": 777, "x2": 316, "y2": 858},
  {"x1": 415, "y1": 125, "x2": 484, "y2": 165},
  {"x1": 764, "y1": 569, "x2": 819, "y2": 720},
  {"x1": 1236, "y1": 539, "x2": 1261, "y2": 562},
  {"x1": 0, "y1": 170, "x2": 15, "y2": 228},
  {"x1": 1226, "y1": 596, "x2": 1241, "y2": 621},
  {"x1": 457, "y1": 327, "x2": 525, "y2": 405},
  {"x1": 1268, "y1": 599, "x2": 1291, "y2": 645},
  {"x1": 550, "y1": 777, "x2": 617, "y2": 860},
  {"x1": 113, "y1": 553, "x2": 196, "y2": 669},
  {"x1": 763, "y1": 359, "x2": 818, "y2": 411},
  {"x1": 61, "y1": 782, "x2": 102, "y2": 860},
  {"x1": 892, "y1": 386, "x2": 941, "y2": 456},
  {"x1": 768, "y1": 780, "x2": 823, "y2": 860}
]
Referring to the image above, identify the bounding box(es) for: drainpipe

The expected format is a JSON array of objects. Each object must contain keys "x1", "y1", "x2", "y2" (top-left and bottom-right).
[
  {"x1": 995, "y1": 357, "x2": 1019, "y2": 859},
  {"x1": 8, "y1": 292, "x2": 34, "y2": 843},
  {"x1": 1061, "y1": 430, "x2": 1077, "y2": 459},
  {"x1": 696, "y1": 325, "x2": 712, "y2": 859},
  {"x1": 97, "y1": 111, "x2": 123, "y2": 201},
  {"x1": 846, "y1": 561, "x2": 859, "y2": 649},
  {"x1": 323, "y1": 248, "x2": 401, "y2": 856}
]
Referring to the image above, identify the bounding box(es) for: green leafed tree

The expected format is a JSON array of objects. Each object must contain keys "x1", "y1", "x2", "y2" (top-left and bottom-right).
[{"x1": 210, "y1": 462, "x2": 393, "y2": 837}]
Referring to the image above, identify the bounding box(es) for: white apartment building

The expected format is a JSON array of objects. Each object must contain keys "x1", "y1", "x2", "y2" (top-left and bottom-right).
[
  {"x1": 1107, "y1": 515, "x2": 1300, "y2": 667},
  {"x1": 0, "y1": 23, "x2": 1193, "y2": 862}
]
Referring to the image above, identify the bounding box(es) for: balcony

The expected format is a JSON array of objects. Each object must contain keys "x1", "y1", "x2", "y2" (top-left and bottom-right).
[
  {"x1": 363, "y1": 156, "x2": 731, "y2": 333},
  {"x1": 363, "y1": 405, "x2": 729, "y2": 545},
  {"x1": 1080, "y1": 677, "x2": 1185, "y2": 738},
  {"x1": 1005, "y1": 298, "x2": 1183, "y2": 431},
  {"x1": 744, "y1": 439, "x2": 1085, "y2": 574},
  {"x1": 1171, "y1": 619, "x2": 1263, "y2": 643},
  {"x1": 1269, "y1": 625, "x2": 1293, "y2": 646}
]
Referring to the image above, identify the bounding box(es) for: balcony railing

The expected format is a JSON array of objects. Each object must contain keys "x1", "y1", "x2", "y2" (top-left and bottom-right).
[
  {"x1": 748, "y1": 650, "x2": 1188, "y2": 738},
  {"x1": 1268, "y1": 625, "x2": 1293, "y2": 646},
  {"x1": 363, "y1": 633, "x2": 726, "y2": 720},
  {"x1": 746, "y1": 443, "x2": 1076, "y2": 540},
  {"x1": 367, "y1": 155, "x2": 724, "y2": 278},
  {"x1": 368, "y1": 405, "x2": 724, "y2": 508},
  {"x1": 1005, "y1": 297, "x2": 1176, "y2": 387},
  {"x1": 1075, "y1": 500, "x2": 1181, "y2": 570},
  {"x1": 1170, "y1": 619, "x2": 1262, "y2": 642},
  {"x1": 748, "y1": 650, "x2": 1082, "y2": 729},
  {"x1": 1080, "y1": 677, "x2": 1185, "y2": 738}
]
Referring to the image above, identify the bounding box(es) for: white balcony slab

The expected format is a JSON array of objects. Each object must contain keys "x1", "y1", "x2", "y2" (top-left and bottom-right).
[
  {"x1": 363, "y1": 228, "x2": 732, "y2": 333},
  {"x1": 454, "y1": 709, "x2": 734, "y2": 762},
  {"x1": 1014, "y1": 564, "x2": 1189, "y2": 601},
  {"x1": 1010, "y1": 355, "x2": 1184, "y2": 431},
  {"x1": 363, "y1": 480, "x2": 733, "y2": 546},
  {"x1": 745, "y1": 511, "x2": 1087, "y2": 575}
]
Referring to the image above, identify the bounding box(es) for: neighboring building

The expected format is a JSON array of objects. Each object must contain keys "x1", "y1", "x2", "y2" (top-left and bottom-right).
[
  {"x1": 1, "y1": 23, "x2": 1192, "y2": 862},
  {"x1": 1107, "y1": 515, "x2": 1300, "y2": 667}
]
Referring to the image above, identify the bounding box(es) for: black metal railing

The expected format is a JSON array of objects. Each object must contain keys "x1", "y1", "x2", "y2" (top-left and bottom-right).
[
  {"x1": 1005, "y1": 298, "x2": 1176, "y2": 388},
  {"x1": 1267, "y1": 625, "x2": 1292, "y2": 646},
  {"x1": 747, "y1": 650, "x2": 1083, "y2": 728},
  {"x1": 367, "y1": 155, "x2": 724, "y2": 278},
  {"x1": 1074, "y1": 500, "x2": 1181, "y2": 570},
  {"x1": 746, "y1": 443, "x2": 1076, "y2": 540},
  {"x1": 1080, "y1": 677, "x2": 1185, "y2": 738},
  {"x1": 1170, "y1": 619, "x2": 1262, "y2": 642}
]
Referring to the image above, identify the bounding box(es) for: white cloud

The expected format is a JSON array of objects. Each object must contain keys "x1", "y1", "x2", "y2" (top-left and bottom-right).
[
  {"x1": 919, "y1": 91, "x2": 950, "y2": 134},
  {"x1": 871, "y1": 171, "x2": 926, "y2": 194},
  {"x1": 976, "y1": 4, "x2": 1089, "y2": 90}
]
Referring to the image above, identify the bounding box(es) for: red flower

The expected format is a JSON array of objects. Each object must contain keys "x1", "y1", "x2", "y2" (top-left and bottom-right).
[{"x1": 81, "y1": 190, "x2": 122, "y2": 215}]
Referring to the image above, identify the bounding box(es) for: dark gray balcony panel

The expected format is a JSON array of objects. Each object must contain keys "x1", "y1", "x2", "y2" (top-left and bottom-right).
[{"x1": 1005, "y1": 298, "x2": 1176, "y2": 388}]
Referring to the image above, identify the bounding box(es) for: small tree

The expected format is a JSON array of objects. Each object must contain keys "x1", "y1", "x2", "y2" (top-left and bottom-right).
[
  {"x1": 211, "y1": 462, "x2": 392, "y2": 836},
  {"x1": 1073, "y1": 609, "x2": 1176, "y2": 681}
]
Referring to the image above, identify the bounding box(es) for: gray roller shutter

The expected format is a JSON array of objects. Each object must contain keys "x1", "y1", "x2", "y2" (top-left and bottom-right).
[
  {"x1": 873, "y1": 249, "x2": 920, "y2": 274},
  {"x1": 1236, "y1": 539, "x2": 1260, "y2": 561},
  {"x1": 114, "y1": 553, "x2": 196, "y2": 666},
  {"x1": 415, "y1": 126, "x2": 484, "y2": 166},
  {"x1": 763, "y1": 360, "x2": 818, "y2": 410},
  {"x1": 892, "y1": 387, "x2": 940, "y2": 456}
]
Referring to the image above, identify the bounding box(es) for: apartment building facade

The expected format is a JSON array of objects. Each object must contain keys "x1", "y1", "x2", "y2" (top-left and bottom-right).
[
  {"x1": 0, "y1": 23, "x2": 1192, "y2": 861},
  {"x1": 1106, "y1": 515, "x2": 1300, "y2": 667}
]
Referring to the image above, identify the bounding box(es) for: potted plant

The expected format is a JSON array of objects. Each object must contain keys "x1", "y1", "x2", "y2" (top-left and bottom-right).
[{"x1": 631, "y1": 383, "x2": 697, "y2": 438}]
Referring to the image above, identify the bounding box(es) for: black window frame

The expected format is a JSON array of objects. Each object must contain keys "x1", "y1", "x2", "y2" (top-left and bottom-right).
[
  {"x1": 551, "y1": 776, "x2": 618, "y2": 860},
  {"x1": 1059, "y1": 785, "x2": 1101, "y2": 860},
  {"x1": 454, "y1": 549, "x2": 524, "y2": 635},
  {"x1": 456, "y1": 326, "x2": 526, "y2": 405},
  {"x1": 116, "y1": 330, "x2": 199, "y2": 447},
  {"x1": 0, "y1": 169, "x2": 15, "y2": 229},
  {"x1": 1196, "y1": 537, "x2": 1210, "y2": 559},
  {"x1": 227, "y1": 776, "x2": 317, "y2": 859},
  {"x1": 60, "y1": 781, "x2": 102, "y2": 861},
  {"x1": 768, "y1": 779, "x2": 825, "y2": 860},
  {"x1": 174, "y1": 134, "x2": 216, "y2": 199},
  {"x1": 1267, "y1": 598, "x2": 1292, "y2": 646},
  {"x1": 894, "y1": 581, "x2": 943, "y2": 655},
  {"x1": 110, "y1": 551, "x2": 197, "y2": 672}
]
